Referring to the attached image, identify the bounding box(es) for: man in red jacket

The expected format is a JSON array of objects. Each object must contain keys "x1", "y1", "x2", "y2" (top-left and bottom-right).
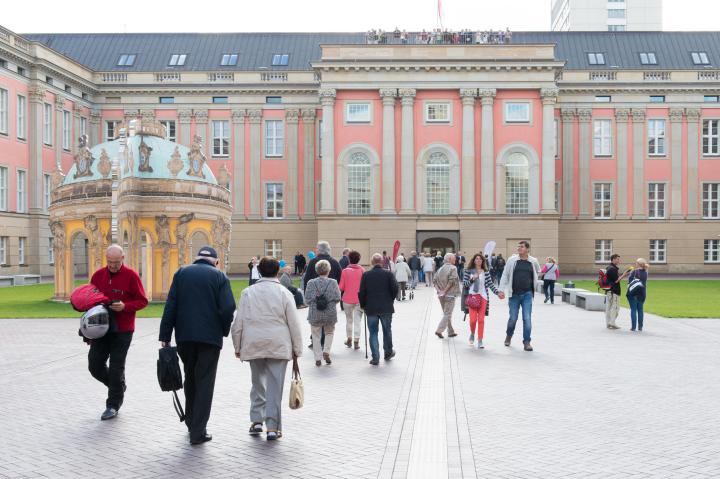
[{"x1": 88, "y1": 244, "x2": 148, "y2": 420}]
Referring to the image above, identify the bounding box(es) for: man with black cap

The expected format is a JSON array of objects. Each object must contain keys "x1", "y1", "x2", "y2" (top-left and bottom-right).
[{"x1": 159, "y1": 246, "x2": 236, "y2": 445}]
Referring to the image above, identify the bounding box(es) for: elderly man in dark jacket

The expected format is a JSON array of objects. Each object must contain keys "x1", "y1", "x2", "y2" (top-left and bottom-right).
[
  {"x1": 159, "y1": 246, "x2": 236, "y2": 445},
  {"x1": 358, "y1": 253, "x2": 399, "y2": 366},
  {"x1": 302, "y1": 241, "x2": 342, "y2": 349}
]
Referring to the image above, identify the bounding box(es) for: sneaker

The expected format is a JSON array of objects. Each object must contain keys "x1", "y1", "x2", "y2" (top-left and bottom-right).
[
  {"x1": 476, "y1": 339, "x2": 484, "y2": 349},
  {"x1": 468, "y1": 334, "x2": 475, "y2": 345},
  {"x1": 100, "y1": 407, "x2": 118, "y2": 421},
  {"x1": 523, "y1": 341, "x2": 533, "y2": 352},
  {"x1": 631, "y1": 328, "x2": 636, "y2": 331},
  {"x1": 384, "y1": 350, "x2": 396, "y2": 360},
  {"x1": 544, "y1": 298, "x2": 548, "y2": 303},
  {"x1": 504, "y1": 335, "x2": 512, "y2": 347},
  {"x1": 369, "y1": 359, "x2": 379, "y2": 366}
]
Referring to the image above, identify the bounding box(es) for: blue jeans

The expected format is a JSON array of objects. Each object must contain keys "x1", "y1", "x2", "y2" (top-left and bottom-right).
[
  {"x1": 367, "y1": 314, "x2": 393, "y2": 361},
  {"x1": 410, "y1": 270, "x2": 419, "y2": 289},
  {"x1": 543, "y1": 280, "x2": 556, "y2": 302},
  {"x1": 628, "y1": 295, "x2": 645, "y2": 330},
  {"x1": 507, "y1": 291, "x2": 533, "y2": 342},
  {"x1": 419, "y1": 270, "x2": 425, "y2": 283}
]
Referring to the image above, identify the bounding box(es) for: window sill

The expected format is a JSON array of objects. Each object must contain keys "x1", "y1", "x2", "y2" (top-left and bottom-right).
[
  {"x1": 648, "y1": 216, "x2": 666, "y2": 220},
  {"x1": 649, "y1": 262, "x2": 667, "y2": 265},
  {"x1": 593, "y1": 216, "x2": 612, "y2": 220},
  {"x1": 17, "y1": 137, "x2": 26, "y2": 142},
  {"x1": 702, "y1": 217, "x2": 720, "y2": 220},
  {"x1": 18, "y1": 264, "x2": 27, "y2": 267},
  {"x1": 264, "y1": 156, "x2": 284, "y2": 160},
  {"x1": 647, "y1": 155, "x2": 667, "y2": 159},
  {"x1": 211, "y1": 155, "x2": 230, "y2": 159},
  {"x1": 0, "y1": 264, "x2": 10, "y2": 268},
  {"x1": 593, "y1": 155, "x2": 613, "y2": 159},
  {"x1": 702, "y1": 154, "x2": 720, "y2": 158}
]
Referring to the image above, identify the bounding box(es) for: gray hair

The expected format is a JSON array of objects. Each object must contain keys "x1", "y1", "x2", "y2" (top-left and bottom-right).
[
  {"x1": 315, "y1": 259, "x2": 331, "y2": 276},
  {"x1": 106, "y1": 244, "x2": 124, "y2": 256},
  {"x1": 371, "y1": 253, "x2": 383, "y2": 265},
  {"x1": 444, "y1": 253, "x2": 455, "y2": 262},
  {"x1": 317, "y1": 241, "x2": 331, "y2": 255}
]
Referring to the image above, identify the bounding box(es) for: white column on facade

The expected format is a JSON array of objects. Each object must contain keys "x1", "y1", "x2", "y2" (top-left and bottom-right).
[
  {"x1": 247, "y1": 109, "x2": 263, "y2": 219},
  {"x1": 540, "y1": 88, "x2": 559, "y2": 214},
  {"x1": 72, "y1": 104, "x2": 82, "y2": 155},
  {"x1": 231, "y1": 109, "x2": 246, "y2": 220},
  {"x1": 193, "y1": 110, "x2": 209, "y2": 159},
  {"x1": 615, "y1": 108, "x2": 630, "y2": 219},
  {"x1": 399, "y1": 88, "x2": 416, "y2": 214},
  {"x1": 669, "y1": 108, "x2": 684, "y2": 219},
  {"x1": 686, "y1": 108, "x2": 701, "y2": 219},
  {"x1": 561, "y1": 108, "x2": 575, "y2": 218},
  {"x1": 178, "y1": 109, "x2": 192, "y2": 146},
  {"x1": 380, "y1": 88, "x2": 397, "y2": 213},
  {"x1": 286, "y1": 109, "x2": 300, "y2": 219},
  {"x1": 54, "y1": 96, "x2": 65, "y2": 169},
  {"x1": 460, "y1": 88, "x2": 477, "y2": 214},
  {"x1": 89, "y1": 110, "x2": 101, "y2": 147},
  {"x1": 577, "y1": 108, "x2": 592, "y2": 218},
  {"x1": 479, "y1": 89, "x2": 496, "y2": 214},
  {"x1": 301, "y1": 109, "x2": 316, "y2": 218},
  {"x1": 28, "y1": 85, "x2": 46, "y2": 214},
  {"x1": 631, "y1": 108, "x2": 646, "y2": 219},
  {"x1": 319, "y1": 88, "x2": 336, "y2": 214}
]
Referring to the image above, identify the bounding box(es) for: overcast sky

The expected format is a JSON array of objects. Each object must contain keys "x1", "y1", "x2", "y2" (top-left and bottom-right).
[{"x1": 4, "y1": 0, "x2": 719, "y2": 33}]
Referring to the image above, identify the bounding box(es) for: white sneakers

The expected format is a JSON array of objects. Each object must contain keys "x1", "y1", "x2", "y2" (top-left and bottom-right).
[{"x1": 476, "y1": 339, "x2": 484, "y2": 349}]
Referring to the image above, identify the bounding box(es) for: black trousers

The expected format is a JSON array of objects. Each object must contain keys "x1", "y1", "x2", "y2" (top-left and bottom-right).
[
  {"x1": 177, "y1": 342, "x2": 221, "y2": 441},
  {"x1": 88, "y1": 331, "x2": 133, "y2": 410}
]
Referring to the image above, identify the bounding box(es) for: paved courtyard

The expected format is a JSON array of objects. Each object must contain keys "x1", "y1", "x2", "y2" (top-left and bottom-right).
[{"x1": 1, "y1": 286, "x2": 719, "y2": 478}]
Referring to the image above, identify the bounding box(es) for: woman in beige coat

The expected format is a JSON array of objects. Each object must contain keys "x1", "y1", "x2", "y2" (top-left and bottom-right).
[{"x1": 232, "y1": 257, "x2": 303, "y2": 441}]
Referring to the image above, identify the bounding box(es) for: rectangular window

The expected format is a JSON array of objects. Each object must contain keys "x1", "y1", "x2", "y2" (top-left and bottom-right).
[
  {"x1": 703, "y1": 183, "x2": 720, "y2": 219},
  {"x1": 265, "y1": 96, "x2": 282, "y2": 104},
  {"x1": 702, "y1": 120, "x2": 720, "y2": 155},
  {"x1": 16, "y1": 169, "x2": 26, "y2": 213},
  {"x1": 425, "y1": 102, "x2": 450, "y2": 123},
  {"x1": 705, "y1": 239, "x2": 720, "y2": 263},
  {"x1": 593, "y1": 183, "x2": 612, "y2": 218},
  {"x1": 220, "y1": 54, "x2": 238, "y2": 66},
  {"x1": 593, "y1": 119, "x2": 612, "y2": 156},
  {"x1": 0, "y1": 237, "x2": 7, "y2": 265},
  {"x1": 692, "y1": 52, "x2": 710, "y2": 65},
  {"x1": 346, "y1": 103, "x2": 371, "y2": 123},
  {"x1": 649, "y1": 95, "x2": 665, "y2": 103},
  {"x1": 265, "y1": 120, "x2": 284, "y2": 157},
  {"x1": 595, "y1": 95, "x2": 612, "y2": 103},
  {"x1": 608, "y1": 9, "x2": 626, "y2": 18},
  {"x1": 62, "y1": 110, "x2": 71, "y2": 150},
  {"x1": 588, "y1": 53, "x2": 606, "y2": 65},
  {"x1": 640, "y1": 52, "x2": 658, "y2": 65},
  {"x1": 649, "y1": 239, "x2": 666, "y2": 264},
  {"x1": 704, "y1": 96, "x2": 719, "y2": 103},
  {"x1": 0, "y1": 88, "x2": 7, "y2": 135},
  {"x1": 264, "y1": 239, "x2": 282, "y2": 258},
  {"x1": 159, "y1": 120, "x2": 176, "y2": 142},
  {"x1": 117, "y1": 54, "x2": 136, "y2": 66},
  {"x1": 647, "y1": 119, "x2": 666, "y2": 155},
  {"x1": 648, "y1": 183, "x2": 665, "y2": 219},
  {"x1": 43, "y1": 103, "x2": 52, "y2": 145},
  {"x1": 48, "y1": 237, "x2": 54, "y2": 265},
  {"x1": 159, "y1": 97, "x2": 175, "y2": 104},
  {"x1": 17, "y1": 67, "x2": 26, "y2": 77},
  {"x1": 105, "y1": 120, "x2": 119, "y2": 141},
  {"x1": 0, "y1": 166, "x2": 7, "y2": 211},
  {"x1": 43, "y1": 173, "x2": 51, "y2": 211},
  {"x1": 80, "y1": 117, "x2": 87, "y2": 137},
  {"x1": 46, "y1": 76, "x2": 53, "y2": 86},
  {"x1": 505, "y1": 102, "x2": 530, "y2": 123},
  {"x1": 211, "y1": 120, "x2": 229, "y2": 157},
  {"x1": 595, "y1": 239, "x2": 613, "y2": 263},
  {"x1": 18, "y1": 237, "x2": 25, "y2": 265},
  {"x1": 16, "y1": 94, "x2": 25, "y2": 139},
  {"x1": 271, "y1": 54, "x2": 289, "y2": 66},
  {"x1": 265, "y1": 183, "x2": 284, "y2": 219},
  {"x1": 168, "y1": 54, "x2": 187, "y2": 66},
  {"x1": 212, "y1": 96, "x2": 228, "y2": 104},
  {"x1": 64, "y1": 85, "x2": 72, "y2": 94}
]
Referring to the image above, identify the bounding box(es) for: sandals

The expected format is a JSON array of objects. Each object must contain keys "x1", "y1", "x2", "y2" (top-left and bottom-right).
[
  {"x1": 266, "y1": 430, "x2": 282, "y2": 441},
  {"x1": 249, "y1": 422, "x2": 263, "y2": 436}
]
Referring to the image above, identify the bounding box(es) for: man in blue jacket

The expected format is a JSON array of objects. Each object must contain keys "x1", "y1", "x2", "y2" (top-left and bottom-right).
[
  {"x1": 358, "y1": 253, "x2": 399, "y2": 366},
  {"x1": 159, "y1": 246, "x2": 236, "y2": 445}
]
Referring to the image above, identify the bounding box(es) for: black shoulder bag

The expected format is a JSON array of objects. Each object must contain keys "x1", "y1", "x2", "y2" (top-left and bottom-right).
[{"x1": 157, "y1": 346, "x2": 186, "y2": 422}]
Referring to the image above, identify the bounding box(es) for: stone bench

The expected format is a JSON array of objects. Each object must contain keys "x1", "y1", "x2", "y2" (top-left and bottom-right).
[
  {"x1": 561, "y1": 288, "x2": 588, "y2": 305},
  {"x1": 14, "y1": 274, "x2": 41, "y2": 285},
  {"x1": 575, "y1": 291, "x2": 607, "y2": 311},
  {"x1": 0, "y1": 276, "x2": 15, "y2": 287}
]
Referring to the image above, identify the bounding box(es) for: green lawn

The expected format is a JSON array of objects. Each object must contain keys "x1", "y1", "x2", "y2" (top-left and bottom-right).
[{"x1": 568, "y1": 280, "x2": 720, "y2": 318}]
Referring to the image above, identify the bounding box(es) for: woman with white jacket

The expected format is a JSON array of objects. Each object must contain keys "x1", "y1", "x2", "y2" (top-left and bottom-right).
[
  {"x1": 394, "y1": 256, "x2": 412, "y2": 300},
  {"x1": 232, "y1": 257, "x2": 303, "y2": 441},
  {"x1": 422, "y1": 253, "x2": 435, "y2": 287}
]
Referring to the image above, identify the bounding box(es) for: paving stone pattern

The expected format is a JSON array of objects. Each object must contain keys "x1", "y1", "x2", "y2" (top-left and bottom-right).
[{"x1": 1, "y1": 287, "x2": 719, "y2": 478}]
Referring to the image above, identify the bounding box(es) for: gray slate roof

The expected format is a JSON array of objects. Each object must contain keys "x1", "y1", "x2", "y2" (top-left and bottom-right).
[{"x1": 21, "y1": 31, "x2": 720, "y2": 72}]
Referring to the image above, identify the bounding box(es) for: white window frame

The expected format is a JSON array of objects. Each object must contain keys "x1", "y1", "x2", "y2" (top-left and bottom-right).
[
  {"x1": 425, "y1": 102, "x2": 451, "y2": 123},
  {"x1": 649, "y1": 239, "x2": 666, "y2": 264},
  {"x1": 264, "y1": 120, "x2": 284, "y2": 158},
  {"x1": 271, "y1": 54, "x2": 289, "y2": 66},
  {"x1": 640, "y1": 52, "x2": 657, "y2": 65},
  {"x1": 504, "y1": 102, "x2": 531, "y2": 124},
  {"x1": 0, "y1": 236, "x2": 7, "y2": 265},
  {"x1": 105, "y1": 120, "x2": 119, "y2": 141},
  {"x1": 702, "y1": 183, "x2": 720, "y2": 219},
  {"x1": 0, "y1": 88, "x2": 7, "y2": 135},
  {"x1": 692, "y1": 52, "x2": 710, "y2": 65},
  {"x1": 18, "y1": 237, "x2": 26, "y2": 265},
  {"x1": 43, "y1": 103, "x2": 52, "y2": 145},
  {"x1": 43, "y1": 173, "x2": 51, "y2": 211},
  {"x1": 117, "y1": 54, "x2": 136, "y2": 66},
  {"x1": 0, "y1": 166, "x2": 7, "y2": 211},
  {"x1": 16, "y1": 94, "x2": 26, "y2": 139},
  {"x1": 168, "y1": 54, "x2": 187, "y2": 66},
  {"x1": 62, "y1": 110, "x2": 71, "y2": 150},
  {"x1": 647, "y1": 119, "x2": 666, "y2": 156},
  {"x1": 702, "y1": 119, "x2": 720, "y2": 156},
  {"x1": 345, "y1": 102, "x2": 371, "y2": 123},
  {"x1": 593, "y1": 119, "x2": 612, "y2": 157},
  {"x1": 705, "y1": 239, "x2": 720, "y2": 263},
  {"x1": 159, "y1": 120, "x2": 176, "y2": 142},
  {"x1": 16, "y1": 169, "x2": 26, "y2": 213},
  {"x1": 588, "y1": 52, "x2": 606, "y2": 65},
  {"x1": 48, "y1": 237, "x2": 54, "y2": 265},
  {"x1": 648, "y1": 182, "x2": 666, "y2": 219},
  {"x1": 595, "y1": 239, "x2": 613, "y2": 263},
  {"x1": 211, "y1": 120, "x2": 229, "y2": 157},
  {"x1": 265, "y1": 182, "x2": 284, "y2": 219},
  {"x1": 264, "y1": 239, "x2": 282, "y2": 258},
  {"x1": 607, "y1": 9, "x2": 626, "y2": 18},
  {"x1": 593, "y1": 182, "x2": 612, "y2": 219},
  {"x1": 220, "y1": 54, "x2": 238, "y2": 66}
]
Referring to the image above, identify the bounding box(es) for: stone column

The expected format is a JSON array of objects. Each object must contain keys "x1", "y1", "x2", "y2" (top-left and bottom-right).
[
  {"x1": 247, "y1": 109, "x2": 263, "y2": 219},
  {"x1": 178, "y1": 109, "x2": 192, "y2": 146},
  {"x1": 670, "y1": 108, "x2": 684, "y2": 219},
  {"x1": 286, "y1": 109, "x2": 300, "y2": 219},
  {"x1": 460, "y1": 88, "x2": 477, "y2": 214},
  {"x1": 193, "y1": 110, "x2": 209, "y2": 158},
  {"x1": 301, "y1": 109, "x2": 316, "y2": 218},
  {"x1": 54, "y1": 96, "x2": 65, "y2": 169},
  {"x1": 686, "y1": 108, "x2": 701, "y2": 219},
  {"x1": 27, "y1": 85, "x2": 46, "y2": 214},
  {"x1": 380, "y1": 88, "x2": 397, "y2": 213},
  {"x1": 479, "y1": 89, "x2": 496, "y2": 214},
  {"x1": 72, "y1": 104, "x2": 82, "y2": 155},
  {"x1": 231, "y1": 109, "x2": 246, "y2": 220},
  {"x1": 631, "y1": 109, "x2": 646, "y2": 219},
  {"x1": 577, "y1": 108, "x2": 592, "y2": 218},
  {"x1": 615, "y1": 108, "x2": 630, "y2": 219},
  {"x1": 561, "y1": 108, "x2": 576, "y2": 218},
  {"x1": 319, "y1": 89, "x2": 336, "y2": 214},
  {"x1": 399, "y1": 88, "x2": 416, "y2": 214},
  {"x1": 540, "y1": 88, "x2": 559, "y2": 214},
  {"x1": 89, "y1": 110, "x2": 101, "y2": 147}
]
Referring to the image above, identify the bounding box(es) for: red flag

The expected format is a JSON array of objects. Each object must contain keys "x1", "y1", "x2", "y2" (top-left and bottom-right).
[{"x1": 392, "y1": 241, "x2": 401, "y2": 262}]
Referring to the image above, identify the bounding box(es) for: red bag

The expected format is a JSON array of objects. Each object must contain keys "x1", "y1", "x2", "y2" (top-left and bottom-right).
[
  {"x1": 466, "y1": 294, "x2": 484, "y2": 310},
  {"x1": 70, "y1": 284, "x2": 110, "y2": 312}
]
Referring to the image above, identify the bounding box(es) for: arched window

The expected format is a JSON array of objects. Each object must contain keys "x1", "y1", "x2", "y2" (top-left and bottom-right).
[
  {"x1": 347, "y1": 152, "x2": 371, "y2": 215},
  {"x1": 426, "y1": 152, "x2": 450, "y2": 214},
  {"x1": 505, "y1": 152, "x2": 529, "y2": 214}
]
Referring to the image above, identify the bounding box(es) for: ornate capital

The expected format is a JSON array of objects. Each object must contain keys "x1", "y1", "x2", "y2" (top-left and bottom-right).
[
  {"x1": 560, "y1": 108, "x2": 576, "y2": 122},
  {"x1": 669, "y1": 108, "x2": 684, "y2": 123},
  {"x1": 178, "y1": 109, "x2": 193, "y2": 124},
  {"x1": 685, "y1": 108, "x2": 701, "y2": 122},
  {"x1": 247, "y1": 109, "x2": 263, "y2": 124},
  {"x1": 479, "y1": 88, "x2": 496, "y2": 106},
  {"x1": 615, "y1": 108, "x2": 630, "y2": 123},
  {"x1": 285, "y1": 109, "x2": 300, "y2": 124},
  {"x1": 231, "y1": 109, "x2": 246, "y2": 124},
  {"x1": 540, "y1": 88, "x2": 559, "y2": 105},
  {"x1": 319, "y1": 88, "x2": 336, "y2": 106},
  {"x1": 301, "y1": 108, "x2": 317, "y2": 123},
  {"x1": 193, "y1": 110, "x2": 209, "y2": 124},
  {"x1": 399, "y1": 88, "x2": 416, "y2": 107},
  {"x1": 28, "y1": 86, "x2": 46, "y2": 104},
  {"x1": 459, "y1": 88, "x2": 477, "y2": 107},
  {"x1": 577, "y1": 109, "x2": 592, "y2": 123},
  {"x1": 54, "y1": 96, "x2": 66, "y2": 111},
  {"x1": 89, "y1": 110, "x2": 102, "y2": 124},
  {"x1": 379, "y1": 88, "x2": 397, "y2": 106},
  {"x1": 140, "y1": 109, "x2": 155, "y2": 121},
  {"x1": 123, "y1": 109, "x2": 139, "y2": 121},
  {"x1": 73, "y1": 104, "x2": 83, "y2": 118},
  {"x1": 631, "y1": 109, "x2": 646, "y2": 123}
]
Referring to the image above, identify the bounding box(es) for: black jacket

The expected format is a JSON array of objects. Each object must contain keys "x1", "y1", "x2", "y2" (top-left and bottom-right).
[
  {"x1": 159, "y1": 260, "x2": 237, "y2": 348},
  {"x1": 606, "y1": 263, "x2": 621, "y2": 296},
  {"x1": 302, "y1": 254, "x2": 342, "y2": 290},
  {"x1": 339, "y1": 255, "x2": 350, "y2": 269},
  {"x1": 358, "y1": 265, "x2": 399, "y2": 315},
  {"x1": 408, "y1": 255, "x2": 422, "y2": 271}
]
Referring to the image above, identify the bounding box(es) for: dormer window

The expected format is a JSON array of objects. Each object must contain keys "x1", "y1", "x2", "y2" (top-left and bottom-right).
[
  {"x1": 168, "y1": 54, "x2": 186, "y2": 66},
  {"x1": 117, "y1": 54, "x2": 136, "y2": 66},
  {"x1": 271, "y1": 54, "x2": 289, "y2": 66},
  {"x1": 640, "y1": 52, "x2": 657, "y2": 65},
  {"x1": 220, "y1": 54, "x2": 238, "y2": 66},
  {"x1": 692, "y1": 52, "x2": 710, "y2": 65},
  {"x1": 588, "y1": 53, "x2": 606, "y2": 65}
]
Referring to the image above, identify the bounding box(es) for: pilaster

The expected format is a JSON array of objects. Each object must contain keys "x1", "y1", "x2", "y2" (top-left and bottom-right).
[
  {"x1": 231, "y1": 109, "x2": 246, "y2": 220},
  {"x1": 286, "y1": 109, "x2": 300, "y2": 219},
  {"x1": 540, "y1": 88, "x2": 559, "y2": 214},
  {"x1": 460, "y1": 88, "x2": 477, "y2": 214},
  {"x1": 577, "y1": 108, "x2": 592, "y2": 218},
  {"x1": 319, "y1": 88, "x2": 336, "y2": 214},
  {"x1": 301, "y1": 109, "x2": 317, "y2": 218},
  {"x1": 193, "y1": 110, "x2": 209, "y2": 159},
  {"x1": 178, "y1": 109, "x2": 193, "y2": 146},
  {"x1": 561, "y1": 108, "x2": 576, "y2": 219},
  {"x1": 686, "y1": 108, "x2": 701, "y2": 219},
  {"x1": 631, "y1": 108, "x2": 647, "y2": 219},
  {"x1": 89, "y1": 110, "x2": 101, "y2": 147},
  {"x1": 669, "y1": 108, "x2": 684, "y2": 219},
  {"x1": 380, "y1": 88, "x2": 397, "y2": 214},
  {"x1": 399, "y1": 88, "x2": 416, "y2": 213},
  {"x1": 615, "y1": 108, "x2": 630, "y2": 219},
  {"x1": 54, "y1": 95, "x2": 65, "y2": 170},
  {"x1": 479, "y1": 88, "x2": 496, "y2": 213},
  {"x1": 247, "y1": 109, "x2": 263, "y2": 219}
]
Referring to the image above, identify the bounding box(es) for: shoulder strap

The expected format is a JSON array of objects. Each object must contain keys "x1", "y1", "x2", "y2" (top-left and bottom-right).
[
  {"x1": 172, "y1": 390, "x2": 186, "y2": 422},
  {"x1": 292, "y1": 357, "x2": 301, "y2": 380}
]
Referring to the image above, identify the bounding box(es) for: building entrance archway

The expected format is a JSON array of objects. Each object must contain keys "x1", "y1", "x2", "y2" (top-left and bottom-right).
[
  {"x1": 70, "y1": 231, "x2": 89, "y2": 280},
  {"x1": 417, "y1": 230, "x2": 459, "y2": 255}
]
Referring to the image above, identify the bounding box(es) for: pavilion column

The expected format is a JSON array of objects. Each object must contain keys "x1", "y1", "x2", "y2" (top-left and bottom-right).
[
  {"x1": 89, "y1": 110, "x2": 101, "y2": 147},
  {"x1": 577, "y1": 108, "x2": 592, "y2": 218},
  {"x1": 615, "y1": 108, "x2": 630, "y2": 219},
  {"x1": 286, "y1": 109, "x2": 300, "y2": 219},
  {"x1": 247, "y1": 109, "x2": 262, "y2": 220},
  {"x1": 540, "y1": 88, "x2": 559, "y2": 214},
  {"x1": 193, "y1": 110, "x2": 209, "y2": 159},
  {"x1": 670, "y1": 108, "x2": 684, "y2": 219},
  {"x1": 319, "y1": 88, "x2": 336, "y2": 214},
  {"x1": 631, "y1": 109, "x2": 646, "y2": 219},
  {"x1": 399, "y1": 88, "x2": 416, "y2": 213},
  {"x1": 301, "y1": 109, "x2": 316, "y2": 218},
  {"x1": 231, "y1": 109, "x2": 246, "y2": 220},
  {"x1": 686, "y1": 108, "x2": 701, "y2": 219},
  {"x1": 479, "y1": 89, "x2": 496, "y2": 213},
  {"x1": 380, "y1": 88, "x2": 397, "y2": 213},
  {"x1": 460, "y1": 88, "x2": 477, "y2": 214},
  {"x1": 178, "y1": 109, "x2": 192, "y2": 146},
  {"x1": 54, "y1": 95, "x2": 65, "y2": 170},
  {"x1": 561, "y1": 108, "x2": 576, "y2": 218}
]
